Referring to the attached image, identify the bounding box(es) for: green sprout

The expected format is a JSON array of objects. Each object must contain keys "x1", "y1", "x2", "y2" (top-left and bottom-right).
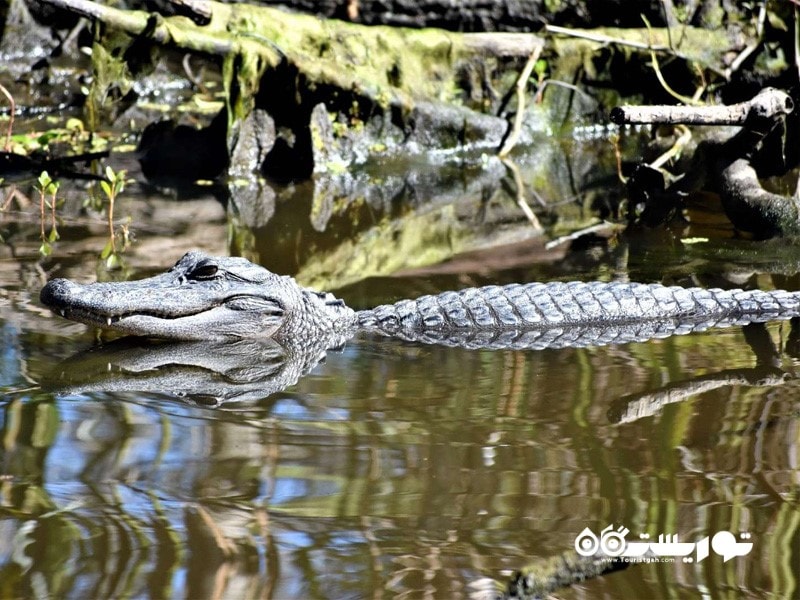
[
  {"x1": 99, "y1": 165, "x2": 129, "y2": 269},
  {"x1": 36, "y1": 171, "x2": 60, "y2": 257}
]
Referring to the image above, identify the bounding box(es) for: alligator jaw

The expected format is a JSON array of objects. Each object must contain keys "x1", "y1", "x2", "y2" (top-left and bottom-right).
[
  {"x1": 40, "y1": 277, "x2": 286, "y2": 340},
  {"x1": 47, "y1": 300, "x2": 283, "y2": 339},
  {"x1": 38, "y1": 254, "x2": 292, "y2": 339}
]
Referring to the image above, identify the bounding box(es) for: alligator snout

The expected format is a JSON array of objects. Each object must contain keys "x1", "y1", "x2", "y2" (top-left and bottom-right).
[{"x1": 40, "y1": 278, "x2": 79, "y2": 312}]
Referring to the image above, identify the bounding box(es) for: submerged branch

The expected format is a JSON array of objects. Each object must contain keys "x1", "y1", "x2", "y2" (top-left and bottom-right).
[
  {"x1": 618, "y1": 88, "x2": 798, "y2": 237},
  {"x1": 719, "y1": 158, "x2": 800, "y2": 237}
]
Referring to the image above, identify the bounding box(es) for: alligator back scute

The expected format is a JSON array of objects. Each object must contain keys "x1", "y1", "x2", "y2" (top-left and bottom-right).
[
  {"x1": 483, "y1": 285, "x2": 525, "y2": 326},
  {"x1": 383, "y1": 318, "x2": 729, "y2": 351},
  {"x1": 735, "y1": 288, "x2": 796, "y2": 312},
  {"x1": 356, "y1": 282, "x2": 800, "y2": 347},
  {"x1": 646, "y1": 284, "x2": 681, "y2": 314},
  {"x1": 529, "y1": 283, "x2": 569, "y2": 323},
  {"x1": 436, "y1": 291, "x2": 469, "y2": 327},
  {"x1": 507, "y1": 284, "x2": 548, "y2": 323},
  {"x1": 605, "y1": 282, "x2": 642, "y2": 315},
  {"x1": 569, "y1": 282, "x2": 608, "y2": 316},
  {"x1": 688, "y1": 288, "x2": 724, "y2": 314},
  {"x1": 460, "y1": 288, "x2": 496, "y2": 327}
]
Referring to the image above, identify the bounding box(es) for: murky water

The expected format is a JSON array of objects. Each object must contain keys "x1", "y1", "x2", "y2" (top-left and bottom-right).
[{"x1": 2, "y1": 147, "x2": 800, "y2": 599}]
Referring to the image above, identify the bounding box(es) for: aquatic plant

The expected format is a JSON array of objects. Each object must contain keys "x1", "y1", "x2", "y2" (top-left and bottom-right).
[
  {"x1": 98, "y1": 165, "x2": 131, "y2": 269},
  {"x1": 36, "y1": 171, "x2": 60, "y2": 257}
]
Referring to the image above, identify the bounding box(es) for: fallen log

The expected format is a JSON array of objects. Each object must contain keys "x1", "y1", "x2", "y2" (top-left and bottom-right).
[{"x1": 40, "y1": 0, "x2": 548, "y2": 180}]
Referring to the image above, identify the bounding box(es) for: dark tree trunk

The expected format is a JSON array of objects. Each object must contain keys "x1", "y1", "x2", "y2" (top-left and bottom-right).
[{"x1": 232, "y1": 0, "x2": 694, "y2": 32}]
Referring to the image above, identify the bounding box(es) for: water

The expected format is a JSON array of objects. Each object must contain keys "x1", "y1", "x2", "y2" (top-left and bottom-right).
[
  {"x1": 2, "y1": 153, "x2": 800, "y2": 598},
  {"x1": 4, "y1": 321, "x2": 800, "y2": 598}
]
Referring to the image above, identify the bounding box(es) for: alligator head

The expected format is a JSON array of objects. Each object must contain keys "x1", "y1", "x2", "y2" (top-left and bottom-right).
[{"x1": 40, "y1": 251, "x2": 356, "y2": 340}]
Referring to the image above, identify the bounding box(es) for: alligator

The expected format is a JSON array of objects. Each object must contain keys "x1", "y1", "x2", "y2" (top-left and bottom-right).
[{"x1": 40, "y1": 250, "x2": 800, "y2": 348}]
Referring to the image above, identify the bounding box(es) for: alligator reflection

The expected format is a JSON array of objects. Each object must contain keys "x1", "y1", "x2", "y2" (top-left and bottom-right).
[
  {"x1": 44, "y1": 320, "x2": 800, "y2": 422},
  {"x1": 42, "y1": 334, "x2": 339, "y2": 407},
  {"x1": 607, "y1": 321, "x2": 798, "y2": 424}
]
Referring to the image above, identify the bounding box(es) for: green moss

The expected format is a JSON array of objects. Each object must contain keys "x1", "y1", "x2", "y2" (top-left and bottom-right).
[
  {"x1": 543, "y1": 0, "x2": 563, "y2": 13},
  {"x1": 701, "y1": 6, "x2": 725, "y2": 29},
  {"x1": 220, "y1": 5, "x2": 469, "y2": 108}
]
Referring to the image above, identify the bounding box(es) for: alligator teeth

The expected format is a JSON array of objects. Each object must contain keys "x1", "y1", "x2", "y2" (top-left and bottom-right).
[{"x1": 106, "y1": 317, "x2": 112, "y2": 326}]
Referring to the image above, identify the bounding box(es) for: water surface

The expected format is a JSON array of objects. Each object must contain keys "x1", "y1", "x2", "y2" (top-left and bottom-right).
[{"x1": 1, "y1": 149, "x2": 799, "y2": 599}]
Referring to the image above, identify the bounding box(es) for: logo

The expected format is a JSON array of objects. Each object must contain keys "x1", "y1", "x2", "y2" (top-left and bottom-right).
[{"x1": 574, "y1": 525, "x2": 753, "y2": 563}]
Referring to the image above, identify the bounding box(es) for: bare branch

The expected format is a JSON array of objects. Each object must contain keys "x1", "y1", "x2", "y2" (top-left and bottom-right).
[
  {"x1": 498, "y1": 43, "x2": 543, "y2": 158},
  {"x1": 611, "y1": 88, "x2": 794, "y2": 125}
]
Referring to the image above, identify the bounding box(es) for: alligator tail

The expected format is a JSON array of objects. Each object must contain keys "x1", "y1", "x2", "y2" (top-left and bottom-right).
[{"x1": 355, "y1": 282, "x2": 800, "y2": 349}]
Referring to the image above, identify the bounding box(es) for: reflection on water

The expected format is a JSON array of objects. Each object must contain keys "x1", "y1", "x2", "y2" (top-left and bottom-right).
[{"x1": 1, "y1": 309, "x2": 799, "y2": 597}]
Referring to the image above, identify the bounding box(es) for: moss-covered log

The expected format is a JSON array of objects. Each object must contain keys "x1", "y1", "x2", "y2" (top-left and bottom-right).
[
  {"x1": 40, "y1": 0, "x2": 552, "y2": 181},
  {"x1": 40, "y1": 0, "x2": 747, "y2": 178}
]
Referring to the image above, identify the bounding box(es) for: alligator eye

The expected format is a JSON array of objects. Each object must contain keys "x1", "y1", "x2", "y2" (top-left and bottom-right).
[{"x1": 188, "y1": 264, "x2": 219, "y2": 280}]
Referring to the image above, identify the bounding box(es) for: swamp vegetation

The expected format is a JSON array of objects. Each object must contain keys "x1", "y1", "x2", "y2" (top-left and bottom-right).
[{"x1": 1, "y1": 0, "x2": 800, "y2": 598}]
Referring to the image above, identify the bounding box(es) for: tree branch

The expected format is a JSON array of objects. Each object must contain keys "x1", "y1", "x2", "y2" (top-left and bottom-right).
[{"x1": 610, "y1": 87, "x2": 794, "y2": 125}]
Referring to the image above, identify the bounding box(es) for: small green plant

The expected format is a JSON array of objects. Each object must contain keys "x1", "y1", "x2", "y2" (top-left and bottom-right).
[
  {"x1": 36, "y1": 171, "x2": 60, "y2": 256},
  {"x1": 99, "y1": 165, "x2": 129, "y2": 269}
]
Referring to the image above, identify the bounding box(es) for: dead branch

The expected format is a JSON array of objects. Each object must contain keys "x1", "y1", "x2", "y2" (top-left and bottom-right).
[
  {"x1": 545, "y1": 24, "x2": 670, "y2": 52},
  {"x1": 462, "y1": 32, "x2": 543, "y2": 58},
  {"x1": 620, "y1": 88, "x2": 799, "y2": 237},
  {"x1": 498, "y1": 42, "x2": 543, "y2": 158},
  {"x1": 610, "y1": 87, "x2": 794, "y2": 125},
  {"x1": 0, "y1": 83, "x2": 14, "y2": 151},
  {"x1": 38, "y1": 0, "x2": 264, "y2": 57}
]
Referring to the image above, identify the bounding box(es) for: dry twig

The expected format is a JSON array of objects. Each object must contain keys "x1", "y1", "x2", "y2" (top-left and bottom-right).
[
  {"x1": 498, "y1": 42, "x2": 543, "y2": 158},
  {"x1": 500, "y1": 158, "x2": 542, "y2": 230},
  {"x1": 0, "y1": 83, "x2": 15, "y2": 151}
]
